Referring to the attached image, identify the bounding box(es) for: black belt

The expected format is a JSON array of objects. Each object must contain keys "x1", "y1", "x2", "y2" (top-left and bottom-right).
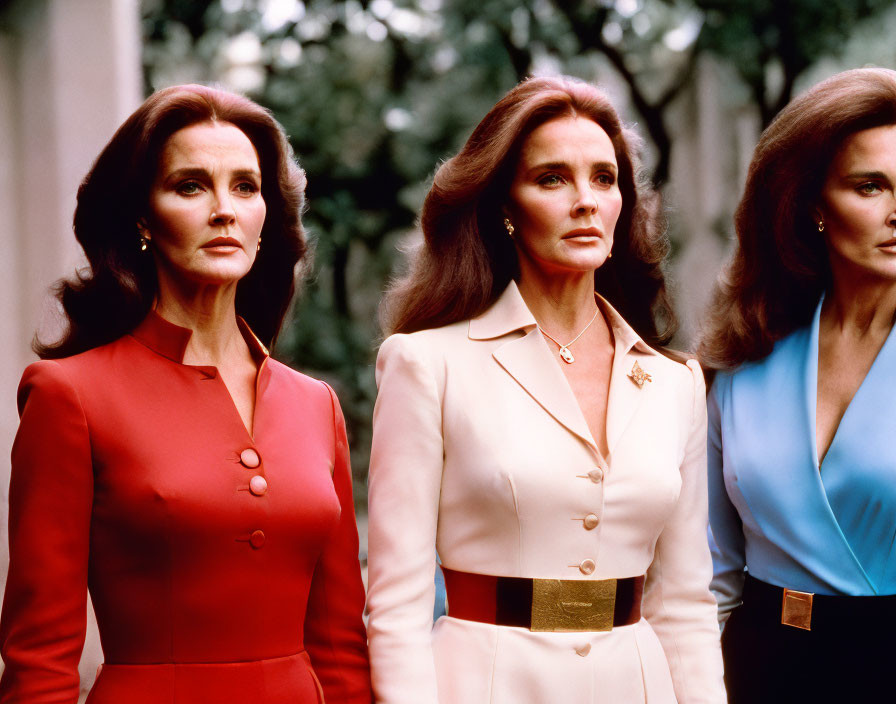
[{"x1": 743, "y1": 574, "x2": 896, "y2": 631}]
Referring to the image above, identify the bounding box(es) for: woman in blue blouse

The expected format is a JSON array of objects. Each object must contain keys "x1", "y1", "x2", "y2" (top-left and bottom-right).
[{"x1": 700, "y1": 67, "x2": 896, "y2": 702}]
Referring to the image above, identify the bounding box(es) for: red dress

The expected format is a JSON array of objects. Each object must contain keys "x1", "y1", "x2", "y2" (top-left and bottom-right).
[{"x1": 0, "y1": 312, "x2": 372, "y2": 703}]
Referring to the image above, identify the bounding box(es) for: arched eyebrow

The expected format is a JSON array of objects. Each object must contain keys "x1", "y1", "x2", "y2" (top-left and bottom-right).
[
  {"x1": 525, "y1": 160, "x2": 618, "y2": 176},
  {"x1": 844, "y1": 170, "x2": 889, "y2": 182},
  {"x1": 162, "y1": 167, "x2": 261, "y2": 185}
]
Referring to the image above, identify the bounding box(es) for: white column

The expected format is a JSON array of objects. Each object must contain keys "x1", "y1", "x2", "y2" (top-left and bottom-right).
[
  {"x1": 669, "y1": 56, "x2": 758, "y2": 348},
  {"x1": 0, "y1": 0, "x2": 141, "y2": 698}
]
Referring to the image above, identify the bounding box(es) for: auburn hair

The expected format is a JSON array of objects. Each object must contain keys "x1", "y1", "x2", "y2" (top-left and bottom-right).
[
  {"x1": 381, "y1": 75, "x2": 675, "y2": 346},
  {"x1": 38, "y1": 84, "x2": 308, "y2": 358},
  {"x1": 699, "y1": 68, "x2": 896, "y2": 370}
]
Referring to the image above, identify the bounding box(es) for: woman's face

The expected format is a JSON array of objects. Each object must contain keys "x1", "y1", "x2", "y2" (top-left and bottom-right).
[
  {"x1": 143, "y1": 121, "x2": 266, "y2": 290},
  {"x1": 504, "y1": 115, "x2": 622, "y2": 281},
  {"x1": 817, "y1": 124, "x2": 896, "y2": 284}
]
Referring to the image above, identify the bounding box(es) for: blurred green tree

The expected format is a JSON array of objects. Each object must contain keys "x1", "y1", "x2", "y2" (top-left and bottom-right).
[
  {"x1": 141, "y1": 0, "x2": 893, "y2": 498},
  {"x1": 695, "y1": 0, "x2": 894, "y2": 126}
]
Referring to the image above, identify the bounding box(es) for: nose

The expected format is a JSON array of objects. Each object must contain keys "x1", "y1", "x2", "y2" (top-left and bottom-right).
[
  {"x1": 209, "y1": 190, "x2": 236, "y2": 226},
  {"x1": 571, "y1": 180, "x2": 597, "y2": 217}
]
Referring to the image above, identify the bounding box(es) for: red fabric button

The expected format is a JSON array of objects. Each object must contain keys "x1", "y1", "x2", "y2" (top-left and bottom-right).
[
  {"x1": 249, "y1": 530, "x2": 265, "y2": 549},
  {"x1": 249, "y1": 475, "x2": 268, "y2": 496},
  {"x1": 240, "y1": 448, "x2": 260, "y2": 468}
]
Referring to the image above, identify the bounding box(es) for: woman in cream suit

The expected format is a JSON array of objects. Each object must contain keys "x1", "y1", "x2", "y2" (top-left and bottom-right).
[{"x1": 366, "y1": 76, "x2": 725, "y2": 703}]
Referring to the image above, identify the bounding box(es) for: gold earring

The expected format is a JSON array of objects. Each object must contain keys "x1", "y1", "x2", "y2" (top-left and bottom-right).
[
  {"x1": 503, "y1": 218, "x2": 514, "y2": 237},
  {"x1": 817, "y1": 219, "x2": 825, "y2": 232},
  {"x1": 607, "y1": 251, "x2": 613, "y2": 259},
  {"x1": 256, "y1": 236, "x2": 261, "y2": 252},
  {"x1": 137, "y1": 223, "x2": 150, "y2": 251}
]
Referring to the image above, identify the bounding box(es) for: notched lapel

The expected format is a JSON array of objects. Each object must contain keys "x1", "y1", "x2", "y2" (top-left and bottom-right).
[
  {"x1": 594, "y1": 294, "x2": 660, "y2": 455},
  {"x1": 492, "y1": 328, "x2": 597, "y2": 451},
  {"x1": 606, "y1": 349, "x2": 652, "y2": 454}
]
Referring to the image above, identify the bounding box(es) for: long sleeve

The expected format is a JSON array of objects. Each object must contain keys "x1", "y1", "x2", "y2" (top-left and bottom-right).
[
  {"x1": 304, "y1": 384, "x2": 373, "y2": 703},
  {"x1": 706, "y1": 376, "x2": 746, "y2": 623},
  {"x1": 0, "y1": 361, "x2": 93, "y2": 704},
  {"x1": 641, "y1": 360, "x2": 726, "y2": 703},
  {"x1": 366, "y1": 334, "x2": 444, "y2": 704}
]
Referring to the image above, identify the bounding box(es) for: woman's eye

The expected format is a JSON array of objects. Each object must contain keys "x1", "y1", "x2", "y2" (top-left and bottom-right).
[
  {"x1": 538, "y1": 174, "x2": 563, "y2": 187},
  {"x1": 177, "y1": 181, "x2": 202, "y2": 195},
  {"x1": 857, "y1": 182, "x2": 882, "y2": 195},
  {"x1": 595, "y1": 172, "x2": 616, "y2": 186},
  {"x1": 235, "y1": 181, "x2": 259, "y2": 195}
]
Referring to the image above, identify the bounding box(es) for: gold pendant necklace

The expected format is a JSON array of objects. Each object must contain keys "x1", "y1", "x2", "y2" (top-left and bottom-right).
[{"x1": 538, "y1": 305, "x2": 601, "y2": 364}]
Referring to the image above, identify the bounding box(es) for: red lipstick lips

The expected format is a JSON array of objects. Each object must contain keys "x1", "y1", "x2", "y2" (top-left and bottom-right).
[
  {"x1": 563, "y1": 227, "x2": 602, "y2": 239},
  {"x1": 203, "y1": 236, "x2": 240, "y2": 248}
]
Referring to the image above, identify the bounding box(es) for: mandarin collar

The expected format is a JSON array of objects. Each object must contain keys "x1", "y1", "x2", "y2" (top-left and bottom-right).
[
  {"x1": 130, "y1": 309, "x2": 270, "y2": 365},
  {"x1": 468, "y1": 280, "x2": 656, "y2": 357}
]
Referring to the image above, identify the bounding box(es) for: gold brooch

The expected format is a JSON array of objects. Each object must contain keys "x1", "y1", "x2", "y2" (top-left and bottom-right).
[{"x1": 628, "y1": 360, "x2": 652, "y2": 388}]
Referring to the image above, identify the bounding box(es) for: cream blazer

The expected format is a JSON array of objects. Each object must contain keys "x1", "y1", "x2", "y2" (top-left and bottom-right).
[{"x1": 366, "y1": 282, "x2": 725, "y2": 704}]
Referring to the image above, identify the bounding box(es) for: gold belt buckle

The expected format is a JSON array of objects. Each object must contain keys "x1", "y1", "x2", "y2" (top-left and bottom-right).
[
  {"x1": 781, "y1": 588, "x2": 813, "y2": 631},
  {"x1": 530, "y1": 578, "x2": 616, "y2": 632}
]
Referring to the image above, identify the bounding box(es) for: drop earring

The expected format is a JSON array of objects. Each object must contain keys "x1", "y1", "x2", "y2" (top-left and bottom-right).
[
  {"x1": 257, "y1": 236, "x2": 262, "y2": 252},
  {"x1": 137, "y1": 222, "x2": 150, "y2": 251},
  {"x1": 503, "y1": 218, "x2": 515, "y2": 238},
  {"x1": 817, "y1": 219, "x2": 825, "y2": 232}
]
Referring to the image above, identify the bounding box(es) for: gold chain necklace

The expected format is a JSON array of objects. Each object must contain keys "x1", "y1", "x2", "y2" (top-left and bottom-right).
[{"x1": 537, "y1": 305, "x2": 601, "y2": 364}]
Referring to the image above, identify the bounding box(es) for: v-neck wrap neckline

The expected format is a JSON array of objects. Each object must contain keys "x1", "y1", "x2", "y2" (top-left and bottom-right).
[{"x1": 713, "y1": 295, "x2": 896, "y2": 596}]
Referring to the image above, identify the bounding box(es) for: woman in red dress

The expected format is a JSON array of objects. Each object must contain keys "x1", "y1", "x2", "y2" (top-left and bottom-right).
[{"x1": 0, "y1": 85, "x2": 372, "y2": 704}]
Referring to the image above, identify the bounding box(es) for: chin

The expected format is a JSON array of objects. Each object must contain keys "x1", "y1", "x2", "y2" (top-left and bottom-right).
[
  {"x1": 186, "y1": 265, "x2": 252, "y2": 286},
  {"x1": 570, "y1": 255, "x2": 610, "y2": 272}
]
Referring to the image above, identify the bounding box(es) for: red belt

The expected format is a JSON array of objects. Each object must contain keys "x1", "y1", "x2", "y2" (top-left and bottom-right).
[{"x1": 442, "y1": 567, "x2": 644, "y2": 632}]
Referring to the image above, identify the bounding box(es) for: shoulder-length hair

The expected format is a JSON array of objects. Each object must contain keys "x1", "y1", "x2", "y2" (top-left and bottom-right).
[
  {"x1": 381, "y1": 75, "x2": 674, "y2": 346},
  {"x1": 700, "y1": 68, "x2": 896, "y2": 370},
  {"x1": 38, "y1": 84, "x2": 308, "y2": 359}
]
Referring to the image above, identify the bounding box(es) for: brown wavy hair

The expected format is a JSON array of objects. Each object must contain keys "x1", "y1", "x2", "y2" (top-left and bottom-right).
[
  {"x1": 700, "y1": 68, "x2": 896, "y2": 370},
  {"x1": 38, "y1": 84, "x2": 308, "y2": 358},
  {"x1": 381, "y1": 75, "x2": 675, "y2": 346}
]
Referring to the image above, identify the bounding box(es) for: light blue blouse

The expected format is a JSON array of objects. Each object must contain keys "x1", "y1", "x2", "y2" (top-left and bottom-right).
[{"x1": 708, "y1": 297, "x2": 896, "y2": 617}]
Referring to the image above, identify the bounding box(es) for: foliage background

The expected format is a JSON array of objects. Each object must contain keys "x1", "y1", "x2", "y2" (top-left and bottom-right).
[{"x1": 140, "y1": 0, "x2": 896, "y2": 504}]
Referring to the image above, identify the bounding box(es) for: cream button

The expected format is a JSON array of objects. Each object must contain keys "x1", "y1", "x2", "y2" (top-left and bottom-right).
[
  {"x1": 575, "y1": 644, "x2": 591, "y2": 657},
  {"x1": 240, "y1": 448, "x2": 260, "y2": 468},
  {"x1": 588, "y1": 468, "x2": 604, "y2": 483},
  {"x1": 249, "y1": 475, "x2": 268, "y2": 496},
  {"x1": 579, "y1": 559, "x2": 596, "y2": 575},
  {"x1": 583, "y1": 514, "x2": 599, "y2": 530},
  {"x1": 250, "y1": 529, "x2": 266, "y2": 549}
]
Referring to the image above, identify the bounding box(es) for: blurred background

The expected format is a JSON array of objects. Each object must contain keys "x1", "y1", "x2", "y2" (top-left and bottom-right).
[{"x1": 2, "y1": 0, "x2": 896, "y2": 697}]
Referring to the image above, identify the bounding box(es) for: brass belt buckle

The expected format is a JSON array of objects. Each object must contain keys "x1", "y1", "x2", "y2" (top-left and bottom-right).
[
  {"x1": 530, "y1": 578, "x2": 616, "y2": 632},
  {"x1": 781, "y1": 588, "x2": 813, "y2": 631}
]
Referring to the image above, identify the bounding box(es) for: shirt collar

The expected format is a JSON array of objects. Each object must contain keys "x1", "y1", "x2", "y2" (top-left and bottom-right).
[
  {"x1": 468, "y1": 279, "x2": 656, "y2": 356},
  {"x1": 130, "y1": 309, "x2": 270, "y2": 364}
]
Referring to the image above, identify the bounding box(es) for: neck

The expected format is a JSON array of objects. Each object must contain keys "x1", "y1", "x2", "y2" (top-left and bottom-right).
[
  {"x1": 822, "y1": 270, "x2": 896, "y2": 337},
  {"x1": 154, "y1": 277, "x2": 246, "y2": 366},
  {"x1": 516, "y1": 267, "x2": 599, "y2": 337}
]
